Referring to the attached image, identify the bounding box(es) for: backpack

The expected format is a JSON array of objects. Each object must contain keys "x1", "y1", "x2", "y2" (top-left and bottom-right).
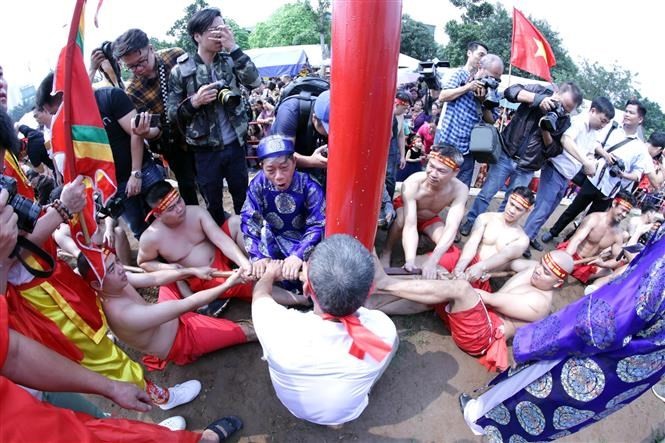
[{"x1": 275, "y1": 76, "x2": 330, "y2": 156}]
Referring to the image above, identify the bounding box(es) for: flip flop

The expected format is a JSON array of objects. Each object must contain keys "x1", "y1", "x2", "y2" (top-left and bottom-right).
[
  {"x1": 205, "y1": 416, "x2": 243, "y2": 441},
  {"x1": 196, "y1": 298, "x2": 231, "y2": 318}
]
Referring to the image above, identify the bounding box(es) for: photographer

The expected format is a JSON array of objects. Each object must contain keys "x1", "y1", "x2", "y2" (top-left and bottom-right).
[
  {"x1": 543, "y1": 99, "x2": 653, "y2": 243},
  {"x1": 460, "y1": 81, "x2": 583, "y2": 236},
  {"x1": 434, "y1": 43, "x2": 502, "y2": 187},
  {"x1": 168, "y1": 7, "x2": 261, "y2": 225}
]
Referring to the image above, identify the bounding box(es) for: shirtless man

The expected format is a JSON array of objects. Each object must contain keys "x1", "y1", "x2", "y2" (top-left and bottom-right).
[
  {"x1": 556, "y1": 190, "x2": 635, "y2": 284},
  {"x1": 367, "y1": 250, "x2": 574, "y2": 371},
  {"x1": 138, "y1": 181, "x2": 303, "y2": 306},
  {"x1": 446, "y1": 186, "x2": 534, "y2": 291},
  {"x1": 380, "y1": 145, "x2": 469, "y2": 279},
  {"x1": 78, "y1": 250, "x2": 255, "y2": 371}
]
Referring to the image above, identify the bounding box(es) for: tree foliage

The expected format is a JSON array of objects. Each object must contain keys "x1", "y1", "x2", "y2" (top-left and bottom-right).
[
  {"x1": 400, "y1": 14, "x2": 443, "y2": 61},
  {"x1": 248, "y1": 1, "x2": 325, "y2": 48}
]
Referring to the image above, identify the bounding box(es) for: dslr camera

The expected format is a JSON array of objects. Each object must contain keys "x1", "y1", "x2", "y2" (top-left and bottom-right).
[
  {"x1": 211, "y1": 80, "x2": 241, "y2": 109},
  {"x1": 539, "y1": 101, "x2": 567, "y2": 132},
  {"x1": 0, "y1": 175, "x2": 41, "y2": 233},
  {"x1": 608, "y1": 158, "x2": 626, "y2": 178},
  {"x1": 477, "y1": 76, "x2": 501, "y2": 109},
  {"x1": 95, "y1": 194, "x2": 125, "y2": 219}
]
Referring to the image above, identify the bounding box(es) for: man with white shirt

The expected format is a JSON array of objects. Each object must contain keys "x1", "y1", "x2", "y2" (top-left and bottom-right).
[
  {"x1": 251, "y1": 234, "x2": 398, "y2": 426},
  {"x1": 524, "y1": 97, "x2": 615, "y2": 255},
  {"x1": 543, "y1": 98, "x2": 653, "y2": 243}
]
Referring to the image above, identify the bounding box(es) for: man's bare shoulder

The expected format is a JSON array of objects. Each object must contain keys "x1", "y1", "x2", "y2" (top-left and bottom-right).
[{"x1": 451, "y1": 178, "x2": 470, "y2": 199}]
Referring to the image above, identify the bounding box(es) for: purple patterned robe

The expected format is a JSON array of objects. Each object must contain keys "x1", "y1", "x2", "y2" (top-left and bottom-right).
[{"x1": 463, "y1": 226, "x2": 665, "y2": 441}]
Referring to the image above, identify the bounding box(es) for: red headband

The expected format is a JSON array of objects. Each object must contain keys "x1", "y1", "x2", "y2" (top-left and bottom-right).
[
  {"x1": 306, "y1": 279, "x2": 391, "y2": 362},
  {"x1": 145, "y1": 189, "x2": 180, "y2": 222},
  {"x1": 395, "y1": 98, "x2": 409, "y2": 107},
  {"x1": 614, "y1": 197, "x2": 633, "y2": 211},
  {"x1": 510, "y1": 194, "x2": 532, "y2": 210},
  {"x1": 428, "y1": 152, "x2": 460, "y2": 171},
  {"x1": 81, "y1": 245, "x2": 116, "y2": 283},
  {"x1": 543, "y1": 252, "x2": 568, "y2": 280}
]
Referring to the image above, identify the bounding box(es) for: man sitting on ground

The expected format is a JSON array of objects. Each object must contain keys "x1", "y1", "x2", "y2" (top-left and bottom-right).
[
  {"x1": 556, "y1": 190, "x2": 635, "y2": 284},
  {"x1": 379, "y1": 145, "x2": 468, "y2": 279},
  {"x1": 240, "y1": 135, "x2": 325, "y2": 282},
  {"x1": 79, "y1": 249, "x2": 255, "y2": 371},
  {"x1": 367, "y1": 250, "x2": 573, "y2": 371},
  {"x1": 443, "y1": 186, "x2": 533, "y2": 291},
  {"x1": 252, "y1": 235, "x2": 398, "y2": 426}
]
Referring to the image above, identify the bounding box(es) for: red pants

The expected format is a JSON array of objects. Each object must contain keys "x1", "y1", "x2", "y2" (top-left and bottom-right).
[
  {"x1": 145, "y1": 283, "x2": 247, "y2": 371},
  {"x1": 436, "y1": 249, "x2": 492, "y2": 292},
  {"x1": 556, "y1": 241, "x2": 597, "y2": 284},
  {"x1": 435, "y1": 299, "x2": 508, "y2": 372},
  {"x1": 393, "y1": 195, "x2": 443, "y2": 232}
]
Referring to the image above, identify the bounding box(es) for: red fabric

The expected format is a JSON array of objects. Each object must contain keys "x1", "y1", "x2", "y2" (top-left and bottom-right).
[
  {"x1": 393, "y1": 195, "x2": 443, "y2": 232},
  {"x1": 3, "y1": 150, "x2": 35, "y2": 200},
  {"x1": 436, "y1": 251, "x2": 493, "y2": 293},
  {"x1": 510, "y1": 8, "x2": 556, "y2": 81},
  {"x1": 435, "y1": 299, "x2": 508, "y2": 372},
  {"x1": 556, "y1": 241, "x2": 598, "y2": 284},
  {"x1": 0, "y1": 296, "x2": 198, "y2": 442},
  {"x1": 142, "y1": 297, "x2": 246, "y2": 371},
  {"x1": 321, "y1": 313, "x2": 393, "y2": 362}
]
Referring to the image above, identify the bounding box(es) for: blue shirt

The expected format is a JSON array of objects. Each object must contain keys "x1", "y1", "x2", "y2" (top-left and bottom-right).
[{"x1": 435, "y1": 68, "x2": 481, "y2": 155}]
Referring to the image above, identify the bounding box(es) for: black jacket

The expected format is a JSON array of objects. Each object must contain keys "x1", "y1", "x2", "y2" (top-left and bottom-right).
[{"x1": 502, "y1": 84, "x2": 571, "y2": 171}]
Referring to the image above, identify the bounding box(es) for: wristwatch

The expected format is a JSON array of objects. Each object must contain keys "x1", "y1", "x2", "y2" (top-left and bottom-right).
[{"x1": 131, "y1": 170, "x2": 142, "y2": 179}]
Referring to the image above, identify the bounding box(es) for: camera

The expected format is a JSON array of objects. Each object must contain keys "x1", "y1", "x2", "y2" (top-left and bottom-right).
[
  {"x1": 0, "y1": 175, "x2": 41, "y2": 233},
  {"x1": 608, "y1": 158, "x2": 626, "y2": 177},
  {"x1": 95, "y1": 194, "x2": 125, "y2": 219},
  {"x1": 539, "y1": 101, "x2": 567, "y2": 132},
  {"x1": 211, "y1": 80, "x2": 241, "y2": 108},
  {"x1": 477, "y1": 76, "x2": 501, "y2": 109},
  {"x1": 417, "y1": 59, "x2": 450, "y2": 91},
  {"x1": 133, "y1": 113, "x2": 161, "y2": 128}
]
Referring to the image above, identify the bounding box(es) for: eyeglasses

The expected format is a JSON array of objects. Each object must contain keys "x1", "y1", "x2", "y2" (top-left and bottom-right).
[{"x1": 124, "y1": 48, "x2": 150, "y2": 71}]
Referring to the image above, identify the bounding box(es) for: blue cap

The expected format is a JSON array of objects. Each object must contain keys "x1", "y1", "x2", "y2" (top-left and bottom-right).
[
  {"x1": 314, "y1": 90, "x2": 330, "y2": 133},
  {"x1": 257, "y1": 135, "x2": 295, "y2": 160}
]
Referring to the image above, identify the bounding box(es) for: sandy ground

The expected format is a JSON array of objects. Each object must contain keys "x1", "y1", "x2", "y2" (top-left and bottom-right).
[{"x1": 91, "y1": 192, "x2": 665, "y2": 443}]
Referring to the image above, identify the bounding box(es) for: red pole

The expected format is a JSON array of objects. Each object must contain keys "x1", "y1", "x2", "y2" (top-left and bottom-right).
[{"x1": 325, "y1": 0, "x2": 403, "y2": 249}]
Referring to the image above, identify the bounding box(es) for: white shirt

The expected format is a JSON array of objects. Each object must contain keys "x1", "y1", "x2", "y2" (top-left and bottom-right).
[
  {"x1": 550, "y1": 113, "x2": 599, "y2": 179},
  {"x1": 252, "y1": 297, "x2": 398, "y2": 425},
  {"x1": 589, "y1": 127, "x2": 653, "y2": 197}
]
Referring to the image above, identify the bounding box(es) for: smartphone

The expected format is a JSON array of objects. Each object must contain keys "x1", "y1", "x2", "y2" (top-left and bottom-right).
[{"x1": 134, "y1": 113, "x2": 161, "y2": 128}]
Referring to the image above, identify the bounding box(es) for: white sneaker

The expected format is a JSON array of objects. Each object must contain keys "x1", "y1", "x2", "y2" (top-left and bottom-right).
[
  {"x1": 584, "y1": 284, "x2": 599, "y2": 295},
  {"x1": 158, "y1": 415, "x2": 187, "y2": 431},
  {"x1": 158, "y1": 380, "x2": 202, "y2": 411}
]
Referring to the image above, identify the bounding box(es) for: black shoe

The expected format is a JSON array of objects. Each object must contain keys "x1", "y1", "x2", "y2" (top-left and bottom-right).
[
  {"x1": 530, "y1": 239, "x2": 543, "y2": 251},
  {"x1": 454, "y1": 232, "x2": 461, "y2": 243},
  {"x1": 522, "y1": 249, "x2": 532, "y2": 259},
  {"x1": 460, "y1": 222, "x2": 472, "y2": 236},
  {"x1": 458, "y1": 393, "x2": 472, "y2": 414},
  {"x1": 541, "y1": 231, "x2": 554, "y2": 243},
  {"x1": 196, "y1": 299, "x2": 231, "y2": 318}
]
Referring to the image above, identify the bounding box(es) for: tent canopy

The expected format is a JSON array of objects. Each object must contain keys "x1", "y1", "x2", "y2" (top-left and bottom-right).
[{"x1": 244, "y1": 46, "x2": 311, "y2": 78}]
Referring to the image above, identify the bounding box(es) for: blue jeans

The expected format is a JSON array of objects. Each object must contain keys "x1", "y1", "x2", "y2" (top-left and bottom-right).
[
  {"x1": 465, "y1": 150, "x2": 533, "y2": 226},
  {"x1": 385, "y1": 137, "x2": 400, "y2": 199},
  {"x1": 523, "y1": 162, "x2": 569, "y2": 240},
  {"x1": 457, "y1": 154, "x2": 475, "y2": 189},
  {"x1": 117, "y1": 161, "x2": 166, "y2": 239},
  {"x1": 194, "y1": 141, "x2": 248, "y2": 225}
]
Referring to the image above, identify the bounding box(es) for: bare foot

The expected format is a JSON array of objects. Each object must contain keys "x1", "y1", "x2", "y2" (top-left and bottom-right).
[
  {"x1": 378, "y1": 250, "x2": 391, "y2": 268},
  {"x1": 372, "y1": 254, "x2": 391, "y2": 290}
]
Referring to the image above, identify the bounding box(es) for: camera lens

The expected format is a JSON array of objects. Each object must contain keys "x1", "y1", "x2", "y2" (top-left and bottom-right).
[{"x1": 10, "y1": 194, "x2": 41, "y2": 233}]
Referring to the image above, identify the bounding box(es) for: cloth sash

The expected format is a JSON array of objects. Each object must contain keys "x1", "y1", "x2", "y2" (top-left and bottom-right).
[{"x1": 321, "y1": 313, "x2": 392, "y2": 362}]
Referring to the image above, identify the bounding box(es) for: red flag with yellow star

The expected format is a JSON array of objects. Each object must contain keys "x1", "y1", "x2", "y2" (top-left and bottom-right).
[{"x1": 510, "y1": 8, "x2": 556, "y2": 81}]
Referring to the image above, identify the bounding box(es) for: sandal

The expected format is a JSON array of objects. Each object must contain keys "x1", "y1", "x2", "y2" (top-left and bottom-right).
[
  {"x1": 196, "y1": 298, "x2": 231, "y2": 318},
  {"x1": 205, "y1": 416, "x2": 243, "y2": 441}
]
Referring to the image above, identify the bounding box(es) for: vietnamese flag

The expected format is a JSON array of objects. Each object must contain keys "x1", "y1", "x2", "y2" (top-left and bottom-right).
[
  {"x1": 51, "y1": 0, "x2": 116, "y2": 284},
  {"x1": 510, "y1": 8, "x2": 556, "y2": 81}
]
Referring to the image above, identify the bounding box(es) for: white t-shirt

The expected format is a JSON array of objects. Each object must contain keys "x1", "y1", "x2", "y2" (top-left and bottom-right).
[
  {"x1": 550, "y1": 113, "x2": 599, "y2": 179},
  {"x1": 589, "y1": 127, "x2": 653, "y2": 197},
  {"x1": 252, "y1": 297, "x2": 398, "y2": 425}
]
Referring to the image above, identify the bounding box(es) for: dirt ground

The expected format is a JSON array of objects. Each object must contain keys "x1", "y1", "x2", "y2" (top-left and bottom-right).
[{"x1": 91, "y1": 192, "x2": 665, "y2": 443}]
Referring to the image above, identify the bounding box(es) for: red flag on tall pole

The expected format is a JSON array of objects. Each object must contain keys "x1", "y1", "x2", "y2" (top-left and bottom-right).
[
  {"x1": 51, "y1": 0, "x2": 117, "y2": 284},
  {"x1": 510, "y1": 8, "x2": 556, "y2": 81}
]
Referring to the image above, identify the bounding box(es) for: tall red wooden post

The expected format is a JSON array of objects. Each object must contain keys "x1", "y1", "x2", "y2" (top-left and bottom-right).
[{"x1": 325, "y1": 0, "x2": 403, "y2": 249}]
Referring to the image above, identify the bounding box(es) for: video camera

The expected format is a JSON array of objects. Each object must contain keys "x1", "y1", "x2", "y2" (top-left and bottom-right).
[
  {"x1": 416, "y1": 59, "x2": 450, "y2": 91},
  {"x1": 477, "y1": 76, "x2": 501, "y2": 109},
  {"x1": 539, "y1": 102, "x2": 567, "y2": 132},
  {"x1": 211, "y1": 80, "x2": 241, "y2": 109},
  {"x1": 608, "y1": 158, "x2": 626, "y2": 178},
  {"x1": 0, "y1": 175, "x2": 41, "y2": 233}
]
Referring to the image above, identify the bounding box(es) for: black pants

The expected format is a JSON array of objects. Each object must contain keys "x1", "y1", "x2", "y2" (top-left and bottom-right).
[
  {"x1": 163, "y1": 148, "x2": 198, "y2": 205},
  {"x1": 193, "y1": 141, "x2": 248, "y2": 225},
  {"x1": 549, "y1": 178, "x2": 612, "y2": 236}
]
